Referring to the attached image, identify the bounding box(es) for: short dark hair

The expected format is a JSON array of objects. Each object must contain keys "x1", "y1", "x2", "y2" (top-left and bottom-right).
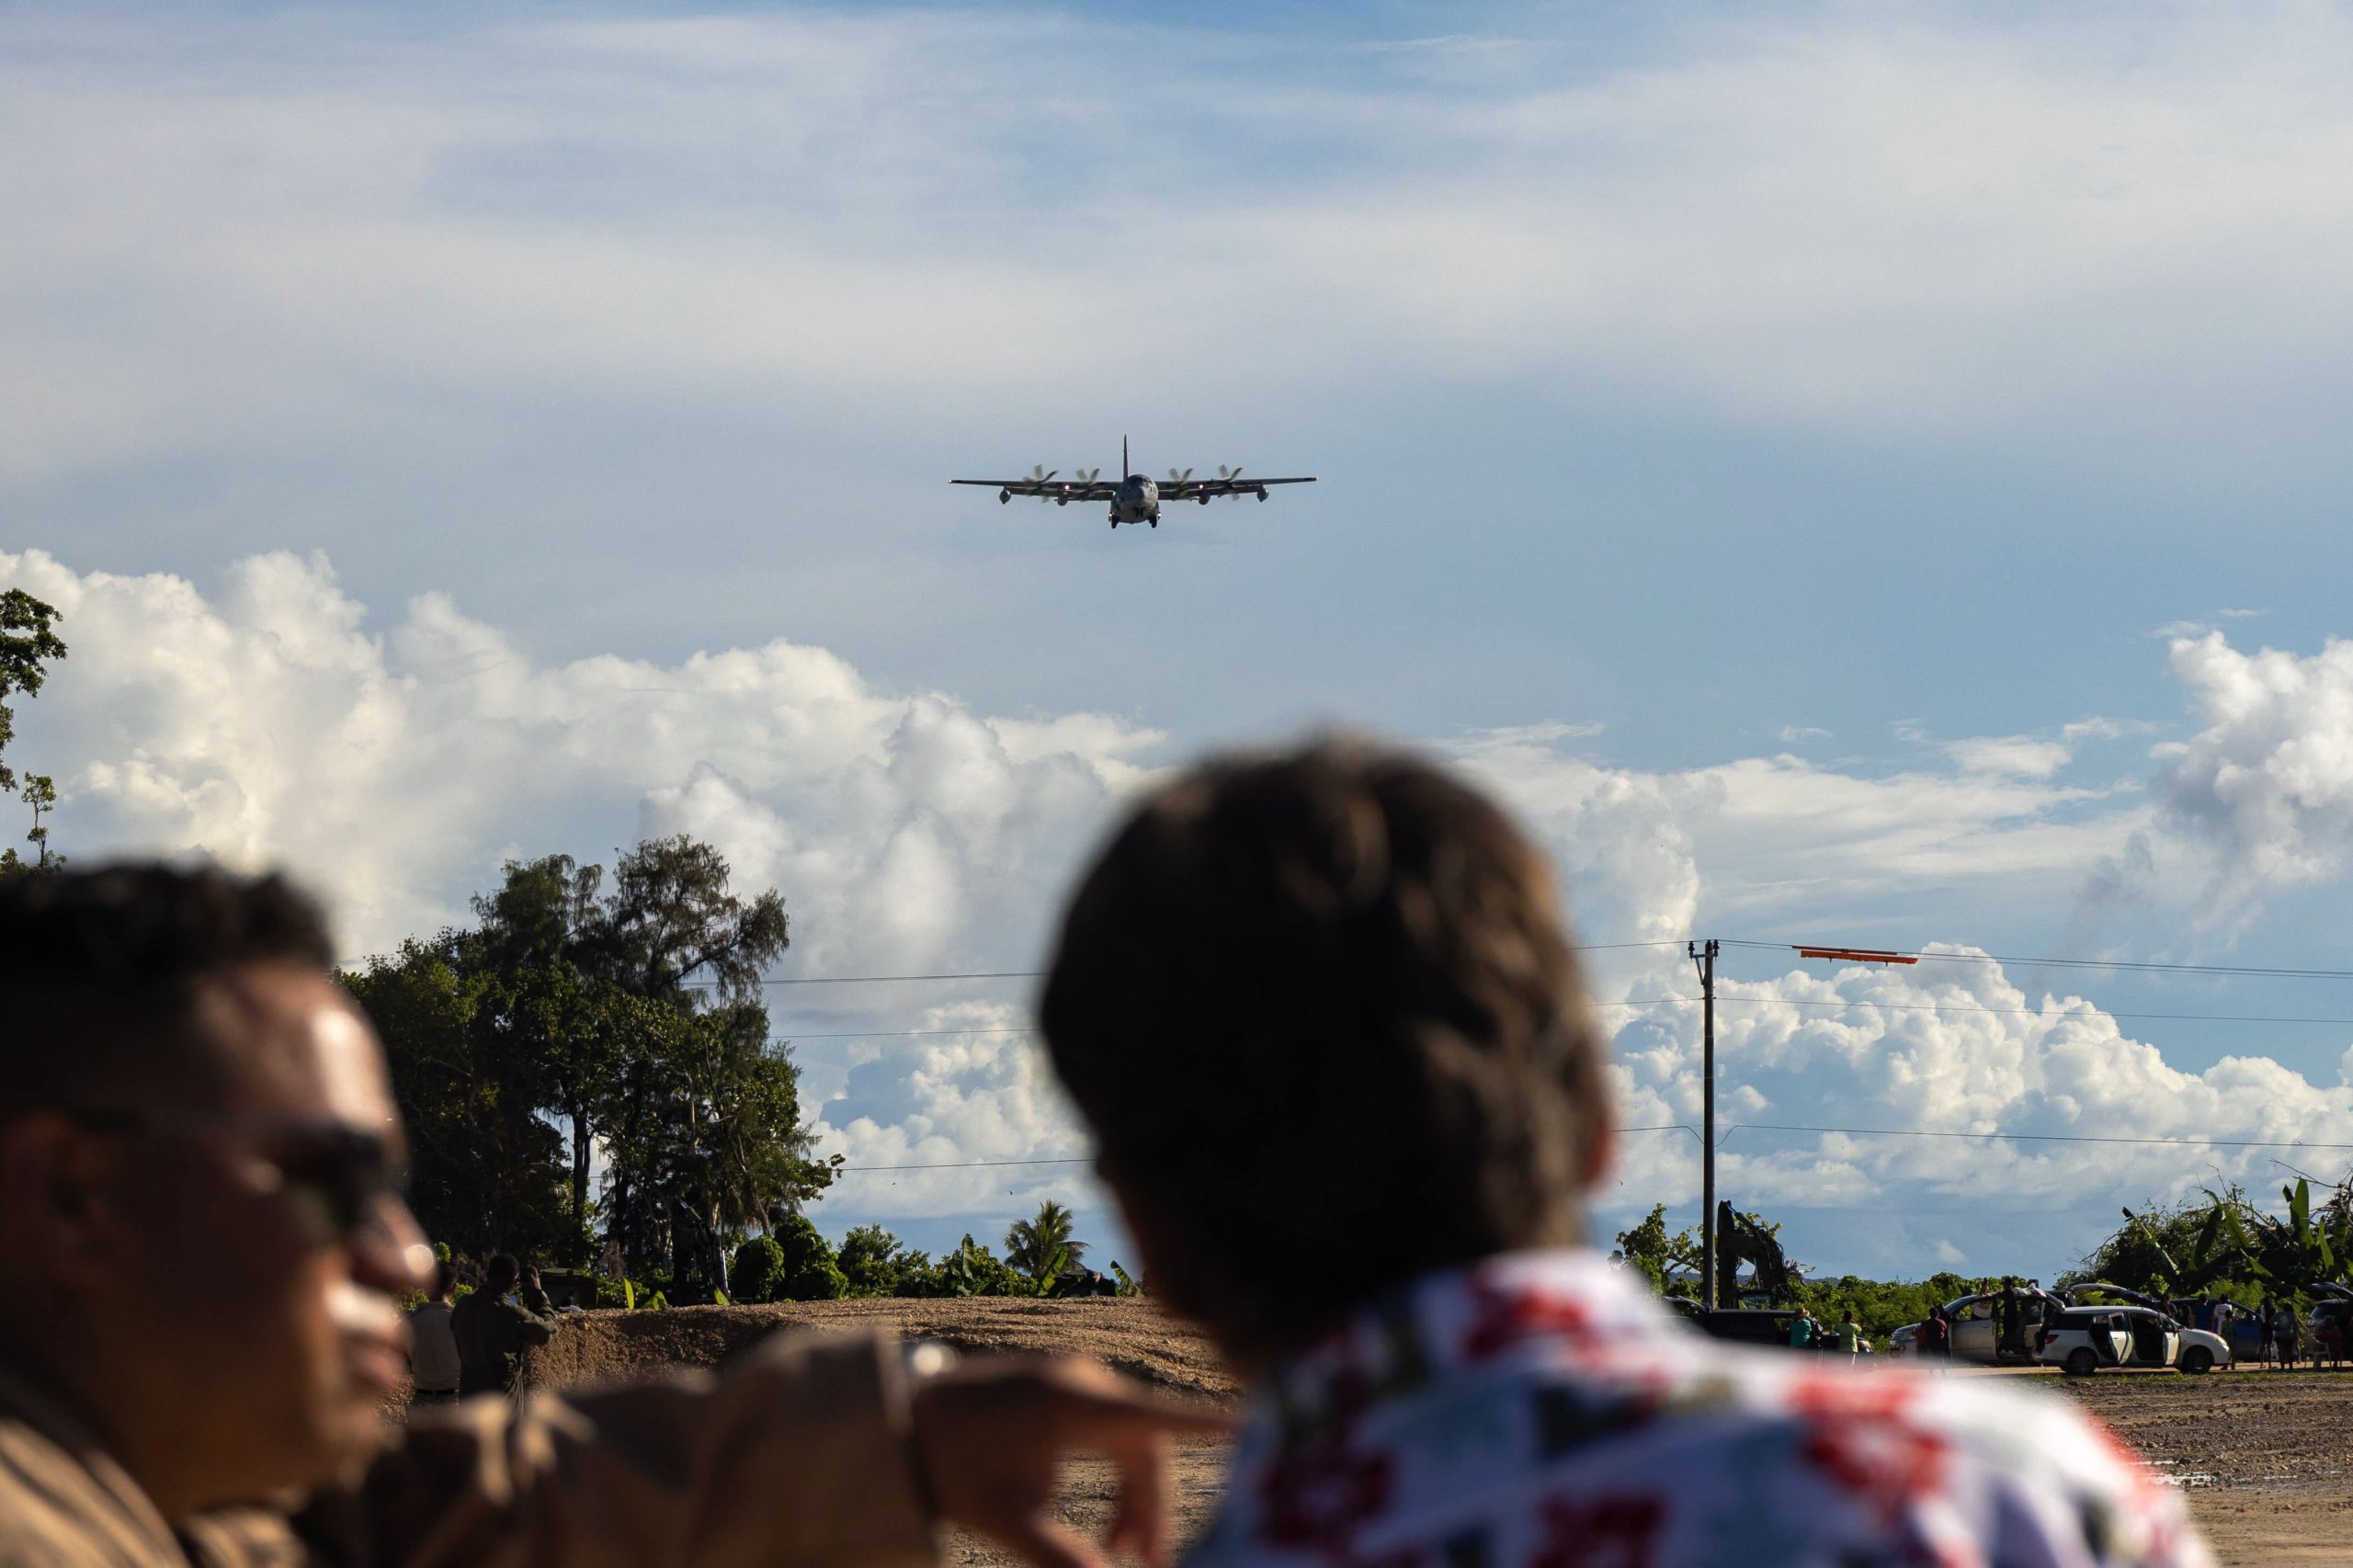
[
  {"x1": 430, "y1": 1259, "x2": 457, "y2": 1300},
  {"x1": 483, "y1": 1255, "x2": 520, "y2": 1294},
  {"x1": 1039, "y1": 735, "x2": 1609, "y2": 1366},
  {"x1": 0, "y1": 864, "x2": 335, "y2": 1117}
]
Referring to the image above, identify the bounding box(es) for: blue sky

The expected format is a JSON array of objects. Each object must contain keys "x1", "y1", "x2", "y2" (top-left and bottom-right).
[{"x1": 11, "y1": 0, "x2": 2353, "y2": 1283}]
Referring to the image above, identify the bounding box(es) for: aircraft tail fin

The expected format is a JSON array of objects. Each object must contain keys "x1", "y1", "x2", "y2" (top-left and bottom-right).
[{"x1": 1122, "y1": 435, "x2": 1129, "y2": 476}]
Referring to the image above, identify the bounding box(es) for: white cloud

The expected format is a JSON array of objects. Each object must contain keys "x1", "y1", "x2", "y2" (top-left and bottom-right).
[
  {"x1": 15, "y1": 545, "x2": 2353, "y2": 1268},
  {"x1": 2154, "y1": 631, "x2": 2353, "y2": 917},
  {"x1": 808, "y1": 1000, "x2": 1096, "y2": 1224},
  {"x1": 10, "y1": 5, "x2": 2353, "y2": 482},
  {"x1": 1593, "y1": 944, "x2": 2353, "y2": 1224},
  {"x1": 0, "y1": 548, "x2": 1155, "y2": 969}
]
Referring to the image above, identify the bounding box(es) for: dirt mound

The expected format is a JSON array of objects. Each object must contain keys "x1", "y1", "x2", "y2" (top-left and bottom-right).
[{"x1": 528, "y1": 1298, "x2": 1237, "y2": 1401}]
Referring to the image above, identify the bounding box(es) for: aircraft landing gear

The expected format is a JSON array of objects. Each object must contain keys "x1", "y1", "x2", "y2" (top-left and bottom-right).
[
  {"x1": 1109, "y1": 518, "x2": 1118, "y2": 528},
  {"x1": 1149, "y1": 517, "x2": 1157, "y2": 528}
]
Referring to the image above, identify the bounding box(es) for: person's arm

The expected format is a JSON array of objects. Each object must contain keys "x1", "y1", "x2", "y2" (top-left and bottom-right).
[{"x1": 301, "y1": 1330, "x2": 1226, "y2": 1568}]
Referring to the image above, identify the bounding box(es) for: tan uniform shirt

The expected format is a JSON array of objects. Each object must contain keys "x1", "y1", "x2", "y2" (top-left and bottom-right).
[{"x1": 0, "y1": 1331, "x2": 936, "y2": 1568}]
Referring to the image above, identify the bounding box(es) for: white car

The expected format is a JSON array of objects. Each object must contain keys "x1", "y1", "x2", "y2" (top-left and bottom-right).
[{"x1": 2039, "y1": 1304, "x2": 2230, "y2": 1375}]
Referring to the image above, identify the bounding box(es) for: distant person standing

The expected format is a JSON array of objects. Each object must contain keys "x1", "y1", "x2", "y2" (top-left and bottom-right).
[
  {"x1": 1997, "y1": 1278, "x2": 2027, "y2": 1361},
  {"x1": 2274, "y1": 1304, "x2": 2302, "y2": 1372},
  {"x1": 405, "y1": 1260, "x2": 461, "y2": 1407},
  {"x1": 1835, "y1": 1313, "x2": 1864, "y2": 1360},
  {"x1": 1919, "y1": 1304, "x2": 1951, "y2": 1370},
  {"x1": 1787, "y1": 1309, "x2": 1818, "y2": 1350},
  {"x1": 2257, "y1": 1301, "x2": 2277, "y2": 1368},
  {"x1": 451, "y1": 1254, "x2": 556, "y2": 1400}
]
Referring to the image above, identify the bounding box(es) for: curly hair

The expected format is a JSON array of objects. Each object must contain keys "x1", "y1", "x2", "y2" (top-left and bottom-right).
[
  {"x1": 1038, "y1": 735, "x2": 1609, "y2": 1368},
  {"x1": 0, "y1": 863, "x2": 335, "y2": 1115}
]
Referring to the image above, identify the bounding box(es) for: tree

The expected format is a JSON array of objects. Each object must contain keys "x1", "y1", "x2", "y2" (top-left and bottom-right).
[
  {"x1": 769, "y1": 1213, "x2": 847, "y2": 1301},
  {"x1": 1613, "y1": 1205, "x2": 1703, "y2": 1294},
  {"x1": 837, "y1": 1224, "x2": 934, "y2": 1297},
  {"x1": 346, "y1": 938, "x2": 574, "y2": 1260},
  {"x1": 346, "y1": 837, "x2": 834, "y2": 1290},
  {"x1": 1005, "y1": 1200, "x2": 1086, "y2": 1292},
  {"x1": 0, "y1": 588, "x2": 66, "y2": 875}
]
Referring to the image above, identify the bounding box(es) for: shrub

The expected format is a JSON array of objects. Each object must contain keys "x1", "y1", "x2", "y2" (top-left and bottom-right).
[
  {"x1": 773, "y1": 1214, "x2": 848, "y2": 1301},
  {"x1": 731, "y1": 1236, "x2": 788, "y2": 1303}
]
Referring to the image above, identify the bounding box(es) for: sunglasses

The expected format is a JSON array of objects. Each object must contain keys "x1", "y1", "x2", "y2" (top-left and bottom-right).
[{"x1": 60, "y1": 1106, "x2": 408, "y2": 1248}]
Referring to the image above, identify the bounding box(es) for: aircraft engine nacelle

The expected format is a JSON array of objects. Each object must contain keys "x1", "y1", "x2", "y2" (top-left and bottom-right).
[
  {"x1": 1198, "y1": 493, "x2": 1210, "y2": 505},
  {"x1": 1056, "y1": 493, "x2": 1069, "y2": 506},
  {"x1": 998, "y1": 490, "x2": 1010, "y2": 504},
  {"x1": 1256, "y1": 486, "x2": 1268, "y2": 502}
]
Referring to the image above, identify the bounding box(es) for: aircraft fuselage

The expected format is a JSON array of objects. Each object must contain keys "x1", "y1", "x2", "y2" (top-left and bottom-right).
[{"x1": 1111, "y1": 474, "x2": 1160, "y2": 528}]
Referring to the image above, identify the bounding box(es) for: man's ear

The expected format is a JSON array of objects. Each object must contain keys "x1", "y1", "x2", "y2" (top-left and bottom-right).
[{"x1": 0, "y1": 1113, "x2": 123, "y2": 1290}]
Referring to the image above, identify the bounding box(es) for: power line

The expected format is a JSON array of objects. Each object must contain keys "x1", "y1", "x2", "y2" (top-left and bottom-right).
[
  {"x1": 1729, "y1": 1121, "x2": 2353, "y2": 1153},
  {"x1": 776, "y1": 994, "x2": 2353, "y2": 1047},
  {"x1": 700, "y1": 939, "x2": 1692, "y2": 992},
  {"x1": 836, "y1": 1121, "x2": 1698, "y2": 1174},
  {"x1": 1729, "y1": 938, "x2": 2353, "y2": 983}
]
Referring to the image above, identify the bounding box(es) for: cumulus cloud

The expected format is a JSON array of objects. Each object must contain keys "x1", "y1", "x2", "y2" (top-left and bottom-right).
[
  {"x1": 2154, "y1": 631, "x2": 2353, "y2": 917},
  {"x1": 1593, "y1": 944, "x2": 2353, "y2": 1229},
  {"x1": 16, "y1": 545, "x2": 2353, "y2": 1267},
  {"x1": 0, "y1": 548, "x2": 1157, "y2": 966},
  {"x1": 807, "y1": 1000, "x2": 1091, "y2": 1222}
]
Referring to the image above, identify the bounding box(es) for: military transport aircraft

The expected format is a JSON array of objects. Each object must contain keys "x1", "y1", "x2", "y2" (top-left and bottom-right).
[{"x1": 952, "y1": 437, "x2": 1315, "y2": 528}]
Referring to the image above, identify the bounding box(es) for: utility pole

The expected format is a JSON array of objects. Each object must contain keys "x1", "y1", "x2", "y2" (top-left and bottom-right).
[{"x1": 1689, "y1": 939, "x2": 1719, "y2": 1309}]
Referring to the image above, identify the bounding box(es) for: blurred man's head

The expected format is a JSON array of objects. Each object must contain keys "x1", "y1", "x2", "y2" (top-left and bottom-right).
[
  {"x1": 1040, "y1": 736, "x2": 1611, "y2": 1371},
  {"x1": 483, "y1": 1254, "x2": 520, "y2": 1297},
  {"x1": 429, "y1": 1258, "x2": 457, "y2": 1302},
  {"x1": 0, "y1": 866, "x2": 428, "y2": 1517}
]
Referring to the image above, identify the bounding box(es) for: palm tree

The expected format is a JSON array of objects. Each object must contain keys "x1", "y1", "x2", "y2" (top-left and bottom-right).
[{"x1": 1005, "y1": 1199, "x2": 1086, "y2": 1287}]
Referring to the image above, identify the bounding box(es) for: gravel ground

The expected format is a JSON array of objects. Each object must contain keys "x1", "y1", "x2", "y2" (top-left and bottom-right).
[{"x1": 521, "y1": 1301, "x2": 2353, "y2": 1567}]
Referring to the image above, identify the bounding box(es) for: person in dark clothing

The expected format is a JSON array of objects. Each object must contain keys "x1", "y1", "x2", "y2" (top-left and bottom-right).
[
  {"x1": 1997, "y1": 1278, "x2": 2026, "y2": 1361},
  {"x1": 1919, "y1": 1304, "x2": 1951, "y2": 1369},
  {"x1": 451, "y1": 1254, "x2": 556, "y2": 1399}
]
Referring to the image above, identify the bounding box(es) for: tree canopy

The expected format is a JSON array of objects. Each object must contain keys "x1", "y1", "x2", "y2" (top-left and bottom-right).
[
  {"x1": 0, "y1": 588, "x2": 66, "y2": 874},
  {"x1": 346, "y1": 837, "x2": 835, "y2": 1297}
]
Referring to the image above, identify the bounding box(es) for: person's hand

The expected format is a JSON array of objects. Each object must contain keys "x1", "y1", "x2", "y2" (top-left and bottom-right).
[{"x1": 910, "y1": 1354, "x2": 1232, "y2": 1568}]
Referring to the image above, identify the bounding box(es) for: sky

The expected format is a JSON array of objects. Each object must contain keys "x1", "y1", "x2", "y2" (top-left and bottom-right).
[{"x1": 10, "y1": 0, "x2": 2353, "y2": 1284}]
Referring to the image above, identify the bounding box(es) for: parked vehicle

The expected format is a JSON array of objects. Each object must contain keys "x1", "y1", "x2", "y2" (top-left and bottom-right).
[
  {"x1": 2038, "y1": 1303, "x2": 2230, "y2": 1373},
  {"x1": 1890, "y1": 1289, "x2": 2063, "y2": 1366},
  {"x1": 2037, "y1": 1308, "x2": 2138, "y2": 1376}
]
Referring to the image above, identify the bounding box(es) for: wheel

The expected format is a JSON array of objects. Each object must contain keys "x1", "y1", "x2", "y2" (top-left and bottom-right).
[
  {"x1": 2181, "y1": 1346, "x2": 2214, "y2": 1374},
  {"x1": 2064, "y1": 1347, "x2": 2097, "y2": 1377},
  {"x1": 1109, "y1": 519, "x2": 1117, "y2": 528},
  {"x1": 1149, "y1": 518, "x2": 1157, "y2": 528}
]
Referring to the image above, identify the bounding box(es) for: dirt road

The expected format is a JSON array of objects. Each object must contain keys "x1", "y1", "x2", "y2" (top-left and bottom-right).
[{"x1": 531, "y1": 1301, "x2": 2353, "y2": 1566}]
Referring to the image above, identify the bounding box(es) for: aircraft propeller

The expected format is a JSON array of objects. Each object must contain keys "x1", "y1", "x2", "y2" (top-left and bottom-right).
[
  {"x1": 1165, "y1": 468, "x2": 1193, "y2": 486},
  {"x1": 1076, "y1": 469, "x2": 1100, "y2": 485},
  {"x1": 1027, "y1": 465, "x2": 1059, "y2": 488},
  {"x1": 1218, "y1": 464, "x2": 1245, "y2": 483}
]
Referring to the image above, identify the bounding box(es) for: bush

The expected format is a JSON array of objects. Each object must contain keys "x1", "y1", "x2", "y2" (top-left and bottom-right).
[
  {"x1": 773, "y1": 1214, "x2": 848, "y2": 1301},
  {"x1": 731, "y1": 1236, "x2": 788, "y2": 1303}
]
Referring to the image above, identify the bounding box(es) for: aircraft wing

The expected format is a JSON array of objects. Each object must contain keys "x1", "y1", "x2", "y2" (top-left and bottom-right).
[
  {"x1": 950, "y1": 479, "x2": 1120, "y2": 500},
  {"x1": 1159, "y1": 476, "x2": 1317, "y2": 500}
]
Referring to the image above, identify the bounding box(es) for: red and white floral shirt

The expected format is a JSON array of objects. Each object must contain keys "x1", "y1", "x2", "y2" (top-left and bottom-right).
[{"x1": 1188, "y1": 1250, "x2": 2208, "y2": 1568}]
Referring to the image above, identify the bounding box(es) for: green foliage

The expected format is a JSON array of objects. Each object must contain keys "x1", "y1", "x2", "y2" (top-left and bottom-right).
[
  {"x1": 838, "y1": 1224, "x2": 936, "y2": 1297},
  {"x1": 933, "y1": 1234, "x2": 1020, "y2": 1297},
  {"x1": 1005, "y1": 1200, "x2": 1086, "y2": 1291},
  {"x1": 1791, "y1": 1273, "x2": 1978, "y2": 1346},
  {"x1": 1109, "y1": 1262, "x2": 1144, "y2": 1298},
  {"x1": 731, "y1": 1235, "x2": 788, "y2": 1303},
  {"x1": 1613, "y1": 1205, "x2": 1703, "y2": 1294},
  {"x1": 0, "y1": 588, "x2": 66, "y2": 876},
  {"x1": 349, "y1": 838, "x2": 837, "y2": 1292},
  {"x1": 2066, "y1": 1184, "x2": 2353, "y2": 1307},
  {"x1": 769, "y1": 1213, "x2": 847, "y2": 1301}
]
